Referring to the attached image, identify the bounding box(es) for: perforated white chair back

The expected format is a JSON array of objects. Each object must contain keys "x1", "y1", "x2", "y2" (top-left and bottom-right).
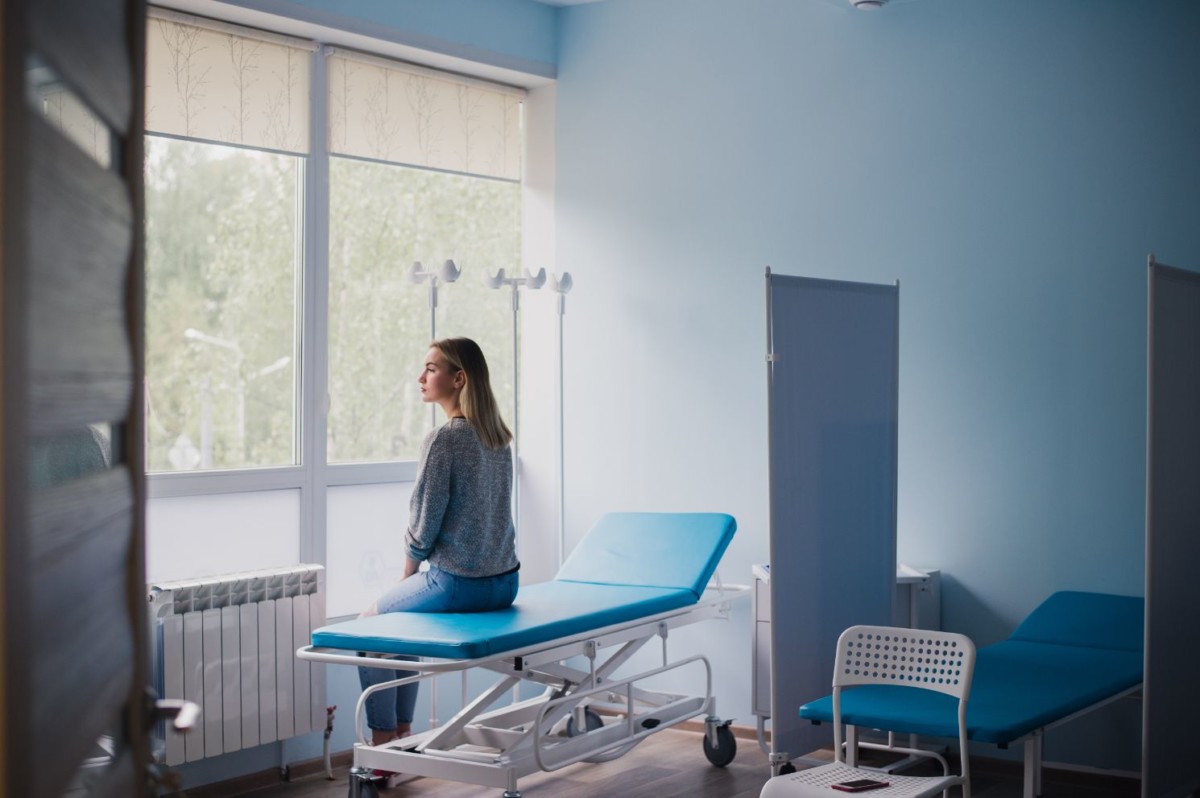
[
  {"x1": 831, "y1": 625, "x2": 975, "y2": 796},
  {"x1": 834, "y1": 626, "x2": 975, "y2": 699},
  {"x1": 761, "y1": 625, "x2": 977, "y2": 798}
]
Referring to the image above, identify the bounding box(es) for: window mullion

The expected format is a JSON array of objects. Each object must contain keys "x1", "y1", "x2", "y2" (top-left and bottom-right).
[{"x1": 298, "y1": 44, "x2": 331, "y2": 567}]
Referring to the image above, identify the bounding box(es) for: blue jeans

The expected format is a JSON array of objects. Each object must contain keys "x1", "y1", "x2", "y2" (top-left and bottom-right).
[{"x1": 358, "y1": 565, "x2": 519, "y2": 732}]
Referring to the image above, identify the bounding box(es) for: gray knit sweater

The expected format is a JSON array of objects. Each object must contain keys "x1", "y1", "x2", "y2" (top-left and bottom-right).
[{"x1": 405, "y1": 417, "x2": 518, "y2": 577}]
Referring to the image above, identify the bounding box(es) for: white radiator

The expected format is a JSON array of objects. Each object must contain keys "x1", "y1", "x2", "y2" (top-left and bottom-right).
[{"x1": 149, "y1": 565, "x2": 326, "y2": 765}]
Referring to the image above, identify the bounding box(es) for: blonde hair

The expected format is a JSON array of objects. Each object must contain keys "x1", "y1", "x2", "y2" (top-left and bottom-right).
[{"x1": 432, "y1": 337, "x2": 513, "y2": 450}]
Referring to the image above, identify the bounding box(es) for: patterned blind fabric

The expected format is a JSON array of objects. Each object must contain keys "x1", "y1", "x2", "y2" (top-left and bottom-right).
[
  {"x1": 328, "y1": 51, "x2": 523, "y2": 182},
  {"x1": 146, "y1": 9, "x2": 312, "y2": 154}
]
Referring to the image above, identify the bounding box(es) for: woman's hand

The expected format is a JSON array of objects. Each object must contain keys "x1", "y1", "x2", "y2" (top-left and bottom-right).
[{"x1": 402, "y1": 556, "x2": 421, "y2": 580}]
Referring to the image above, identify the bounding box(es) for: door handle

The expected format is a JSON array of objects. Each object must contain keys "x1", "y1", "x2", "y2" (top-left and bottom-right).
[{"x1": 152, "y1": 698, "x2": 201, "y2": 732}]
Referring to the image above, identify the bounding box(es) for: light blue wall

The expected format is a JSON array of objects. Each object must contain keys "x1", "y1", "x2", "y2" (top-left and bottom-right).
[
  {"x1": 172, "y1": 0, "x2": 1200, "y2": 784},
  {"x1": 555, "y1": 0, "x2": 1199, "y2": 769}
]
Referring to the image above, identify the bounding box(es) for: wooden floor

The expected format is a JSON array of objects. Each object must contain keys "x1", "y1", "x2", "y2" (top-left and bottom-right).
[
  {"x1": 219, "y1": 729, "x2": 1139, "y2": 798},
  {"x1": 220, "y1": 729, "x2": 770, "y2": 798}
]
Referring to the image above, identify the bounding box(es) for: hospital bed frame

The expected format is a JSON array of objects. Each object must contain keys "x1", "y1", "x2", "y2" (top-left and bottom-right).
[
  {"x1": 300, "y1": 583, "x2": 746, "y2": 797},
  {"x1": 297, "y1": 512, "x2": 746, "y2": 798}
]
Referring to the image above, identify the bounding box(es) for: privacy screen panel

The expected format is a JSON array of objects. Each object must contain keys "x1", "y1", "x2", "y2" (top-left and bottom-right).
[
  {"x1": 766, "y1": 273, "x2": 899, "y2": 762},
  {"x1": 1144, "y1": 260, "x2": 1200, "y2": 798}
]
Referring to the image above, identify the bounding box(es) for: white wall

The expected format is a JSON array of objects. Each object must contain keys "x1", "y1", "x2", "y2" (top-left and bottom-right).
[
  {"x1": 517, "y1": 83, "x2": 563, "y2": 584},
  {"x1": 147, "y1": 490, "x2": 301, "y2": 584}
]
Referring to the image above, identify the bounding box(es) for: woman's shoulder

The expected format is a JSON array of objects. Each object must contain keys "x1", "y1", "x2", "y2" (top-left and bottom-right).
[
  {"x1": 421, "y1": 421, "x2": 473, "y2": 467},
  {"x1": 435, "y1": 417, "x2": 480, "y2": 445},
  {"x1": 438, "y1": 418, "x2": 511, "y2": 456},
  {"x1": 423, "y1": 420, "x2": 464, "y2": 451}
]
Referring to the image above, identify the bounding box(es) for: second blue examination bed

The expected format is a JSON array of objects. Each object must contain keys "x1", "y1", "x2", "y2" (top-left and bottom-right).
[
  {"x1": 299, "y1": 511, "x2": 746, "y2": 798},
  {"x1": 796, "y1": 590, "x2": 1144, "y2": 796}
]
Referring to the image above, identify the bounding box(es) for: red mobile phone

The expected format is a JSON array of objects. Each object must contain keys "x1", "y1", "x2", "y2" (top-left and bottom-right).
[{"x1": 830, "y1": 778, "x2": 889, "y2": 792}]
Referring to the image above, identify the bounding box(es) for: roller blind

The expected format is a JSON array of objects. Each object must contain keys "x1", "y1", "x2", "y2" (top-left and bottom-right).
[
  {"x1": 145, "y1": 8, "x2": 313, "y2": 153},
  {"x1": 328, "y1": 50, "x2": 524, "y2": 182}
]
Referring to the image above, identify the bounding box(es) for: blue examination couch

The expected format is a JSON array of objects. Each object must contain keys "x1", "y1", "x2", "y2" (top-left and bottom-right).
[
  {"x1": 311, "y1": 511, "x2": 735, "y2": 659},
  {"x1": 797, "y1": 591, "x2": 1144, "y2": 797},
  {"x1": 300, "y1": 511, "x2": 745, "y2": 798}
]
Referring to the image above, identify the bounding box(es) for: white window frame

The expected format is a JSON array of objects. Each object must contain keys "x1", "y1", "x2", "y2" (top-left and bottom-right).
[{"x1": 145, "y1": 7, "x2": 540, "y2": 582}]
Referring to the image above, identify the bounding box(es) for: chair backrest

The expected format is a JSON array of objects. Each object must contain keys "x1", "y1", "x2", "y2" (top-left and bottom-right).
[
  {"x1": 831, "y1": 625, "x2": 976, "y2": 787},
  {"x1": 834, "y1": 625, "x2": 976, "y2": 699}
]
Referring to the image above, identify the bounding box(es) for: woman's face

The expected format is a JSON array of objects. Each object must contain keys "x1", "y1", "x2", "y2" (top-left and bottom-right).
[{"x1": 418, "y1": 347, "x2": 463, "y2": 405}]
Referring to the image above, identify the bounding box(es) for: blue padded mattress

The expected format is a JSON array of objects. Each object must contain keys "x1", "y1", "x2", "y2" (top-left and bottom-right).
[
  {"x1": 311, "y1": 512, "x2": 737, "y2": 660},
  {"x1": 798, "y1": 639, "x2": 1143, "y2": 744},
  {"x1": 798, "y1": 591, "x2": 1144, "y2": 744},
  {"x1": 311, "y1": 580, "x2": 697, "y2": 660}
]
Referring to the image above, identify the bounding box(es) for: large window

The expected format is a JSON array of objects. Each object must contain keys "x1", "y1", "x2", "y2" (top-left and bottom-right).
[
  {"x1": 144, "y1": 11, "x2": 310, "y2": 473},
  {"x1": 145, "y1": 137, "x2": 301, "y2": 470},
  {"x1": 143, "y1": 12, "x2": 524, "y2": 474},
  {"x1": 326, "y1": 161, "x2": 520, "y2": 463},
  {"x1": 325, "y1": 51, "x2": 522, "y2": 464},
  {"x1": 142, "y1": 8, "x2": 527, "y2": 587}
]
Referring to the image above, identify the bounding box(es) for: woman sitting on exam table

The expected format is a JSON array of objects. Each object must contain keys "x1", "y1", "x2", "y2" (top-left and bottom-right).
[{"x1": 359, "y1": 337, "x2": 520, "y2": 750}]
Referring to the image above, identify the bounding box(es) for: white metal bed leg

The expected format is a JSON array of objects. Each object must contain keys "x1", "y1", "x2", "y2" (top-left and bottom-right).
[
  {"x1": 1022, "y1": 734, "x2": 1038, "y2": 798},
  {"x1": 430, "y1": 674, "x2": 438, "y2": 728},
  {"x1": 1035, "y1": 731, "x2": 1044, "y2": 795},
  {"x1": 846, "y1": 725, "x2": 859, "y2": 767}
]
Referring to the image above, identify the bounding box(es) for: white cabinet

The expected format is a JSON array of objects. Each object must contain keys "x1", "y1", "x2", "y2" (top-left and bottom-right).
[{"x1": 751, "y1": 563, "x2": 941, "y2": 724}]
